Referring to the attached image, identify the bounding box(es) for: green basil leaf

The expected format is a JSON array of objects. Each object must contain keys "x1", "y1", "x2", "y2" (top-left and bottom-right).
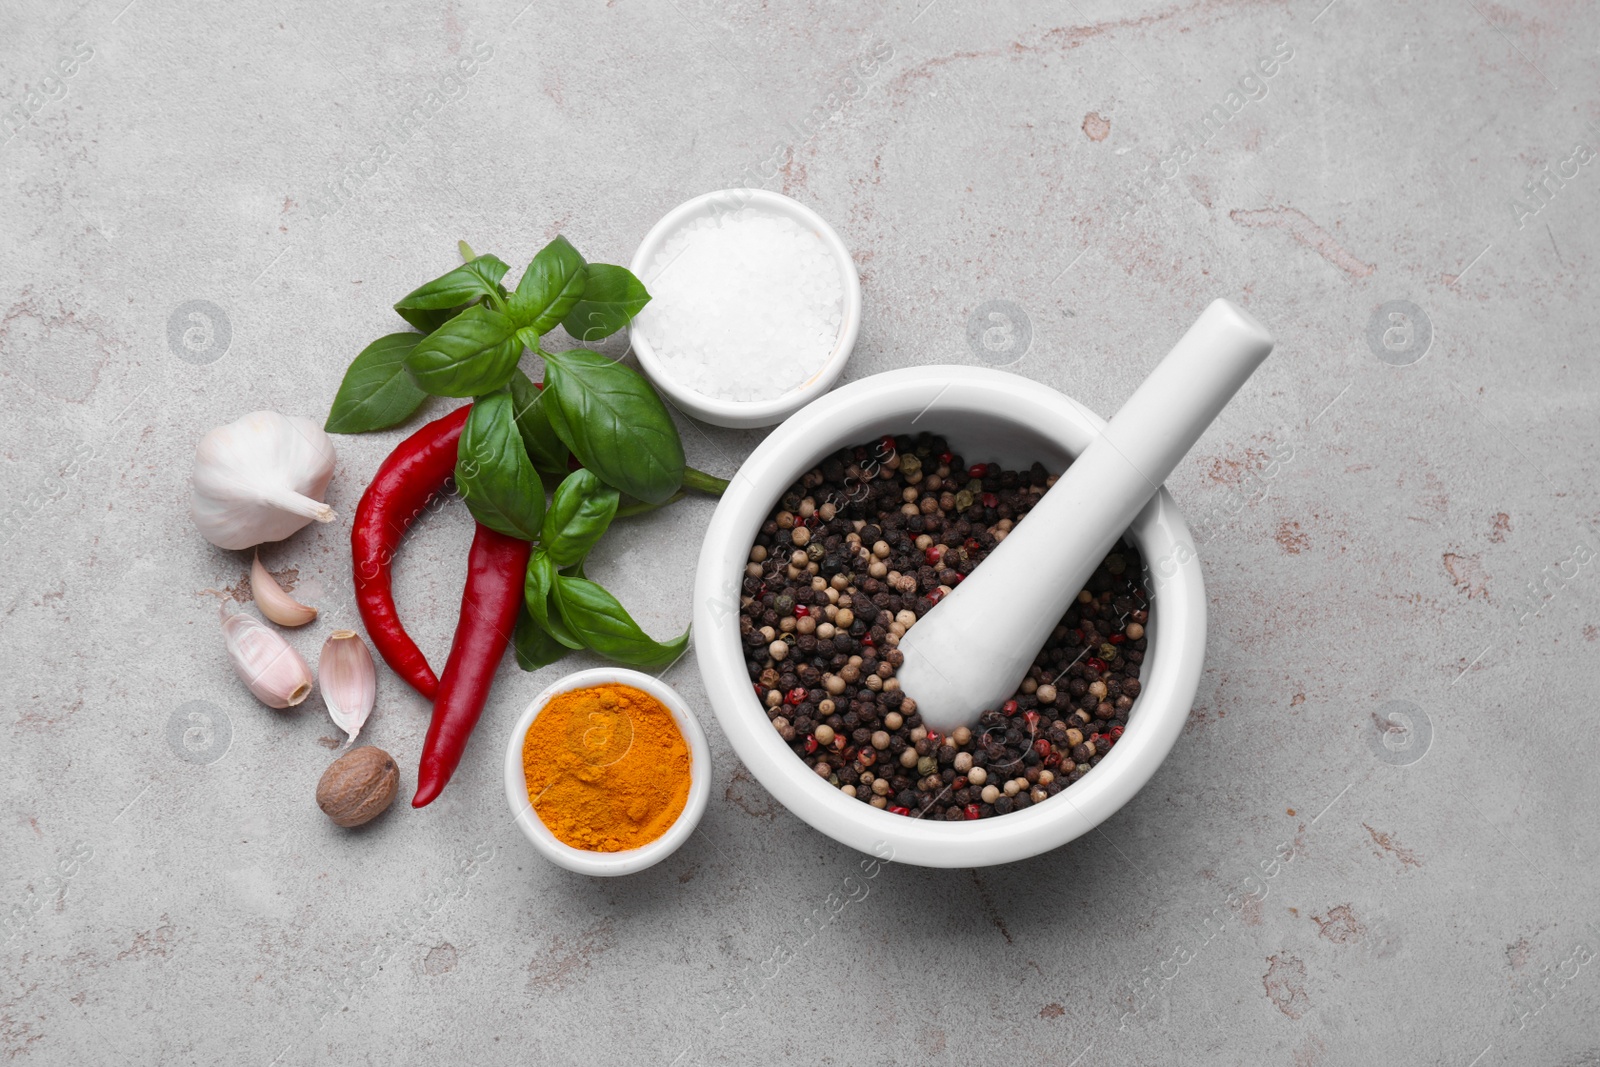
[
  {"x1": 405, "y1": 305, "x2": 523, "y2": 397},
  {"x1": 396, "y1": 304, "x2": 466, "y2": 333},
  {"x1": 508, "y1": 236, "x2": 586, "y2": 332},
  {"x1": 395, "y1": 254, "x2": 511, "y2": 311},
  {"x1": 560, "y1": 263, "x2": 651, "y2": 342},
  {"x1": 508, "y1": 369, "x2": 571, "y2": 474},
  {"x1": 325, "y1": 333, "x2": 428, "y2": 433},
  {"x1": 541, "y1": 348, "x2": 685, "y2": 505},
  {"x1": 553, "y1": 575, "x2": 689, "y2": 670},
  {"x1": 514, "y1": 606, "x2": 573, "y2": 671},
  {"x1": 525, "y1": 551, "x2": 583, "y2": 649},
  {"x1": 542, "y1": 469, "x2": 619, "y2": 568},
  {"x1": 525, "y1": 550, "x2": 553, "y2": 623},
  {"x1": 454, "y1": 391, "x2": 546, "y2": 541}
]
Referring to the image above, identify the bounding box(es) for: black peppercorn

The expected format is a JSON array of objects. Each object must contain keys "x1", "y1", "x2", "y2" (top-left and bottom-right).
[{"x1": 743, "y1": 436, "x2": 1148, "y2": 822}]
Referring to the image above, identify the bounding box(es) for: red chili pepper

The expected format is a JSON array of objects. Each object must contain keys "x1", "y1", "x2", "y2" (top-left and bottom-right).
[
  {"x1": 889, "y1": 805, "x2": 911, "y2": 816},
  {"x1": 1086, "y1": 657, "x2": 1108, "y2": 673},
  {"x1": 805, "y1": 735, "x2": 819, "y2": 754},
  {"x1": 967, "y1": 463, "x2": 988, "y2": 479},
  {"x1": 352, "y1": 404, "x2": 472, "y2": 700},
  {"x1": 412, "y1": 524, "x2": 532, "y2": 808},
  {"x1": 1109, "y1": 633, "x2": 1126, "y2": 645},
  {"x1": 786, "y1": 687, "x2": 807, "y2": 705},
  {"x1": 793, "y1": 604, "x2": 809, "y2": 617},
  {"x1": 964, "y1": 803, "x2": 982, "y2": 820}
]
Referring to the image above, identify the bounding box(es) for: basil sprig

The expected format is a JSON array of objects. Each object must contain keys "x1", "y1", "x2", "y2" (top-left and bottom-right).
[
  {"x1": 541, "y1": 469, "x2": 618, "y2": 567},
  {"x1": 524, "y1": 551, "x2": 583, "y2": 648},
  {"x1": 514, "y1": 606, "x2": 573, "y2": 671},
  {"x1": 561, "y1": 263, "x2": 651, "y2": 342},
  {"x1": 393, "y1": 253, "x2": 511, "y2": 333},
  {"x1": 455, "y1": 391, "x2": 545, "y2": 542},
  {"x1": 552, "y1": 573, "x2": 688, "y2": 670},
  {"x1": 325, "y1": 333, "x2": 428, "y2": 433},
  {"x1": 396, "y1": 254, "x2": 510, "y2": 312},
  {"x1": 508, "y1": 369, "x2": 570, "y2": 475},
  {"x1": 542, "y1": 348, "x2": 685, "y2": 505},
  {"x1": 405, "y1": 305, "x2": 523, "y2": 397},
  {"x1": 328, "y1": 231, "x2": 721, "y2": 674},
  {"x1": 508, "y1": 236, "x2": 587, "y2": 332}
]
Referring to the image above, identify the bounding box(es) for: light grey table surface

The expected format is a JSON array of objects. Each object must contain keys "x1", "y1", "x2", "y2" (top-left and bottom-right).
[{"x1": 4, "y1": 0, "x2": 1598, "y2": 1063}]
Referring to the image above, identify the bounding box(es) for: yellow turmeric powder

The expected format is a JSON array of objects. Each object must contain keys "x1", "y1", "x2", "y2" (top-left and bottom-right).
[{"x1": 522, "y1": 683, "x2": 691, "y2": 852}]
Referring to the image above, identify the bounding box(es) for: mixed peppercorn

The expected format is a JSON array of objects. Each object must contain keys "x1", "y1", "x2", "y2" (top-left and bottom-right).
[{"x1": 739, "y1": 433, "x2": 1151, "y2": 821}]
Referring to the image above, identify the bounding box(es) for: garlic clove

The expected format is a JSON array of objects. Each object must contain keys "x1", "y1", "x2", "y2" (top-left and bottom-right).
[
  {"x1": 191, "y1": 411, "x2": 338, "y2": 551},
  {"x1": 251, "y1": 551, "x2": 318, "y2": 627},
  {"x1": 319, "y1": 630, "x2": 376, "y2": 744},
  {"x1": 220, "y1": 607, "x2": 314, "y2": 709}
]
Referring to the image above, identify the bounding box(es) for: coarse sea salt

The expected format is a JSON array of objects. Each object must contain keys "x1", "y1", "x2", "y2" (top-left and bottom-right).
[{"x1": 635, "y1": 208, "x2": 844, "y2": 403}]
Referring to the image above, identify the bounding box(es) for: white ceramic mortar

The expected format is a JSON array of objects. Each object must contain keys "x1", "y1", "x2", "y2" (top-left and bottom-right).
[{"x1": 692, "y1": 366, "x2": 1207, "y2": 868}]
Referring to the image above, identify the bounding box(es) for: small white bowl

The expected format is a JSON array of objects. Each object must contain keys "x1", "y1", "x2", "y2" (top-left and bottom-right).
[
  {"x1": 628, "y1": 188, "x2": 862, "y2": 429},
  {"x1": 504, "y1": 667, "x2": 710, "y2": 877},
  {"x1": 692, "y1": 366, "x2": 1207, "y2": 868}
]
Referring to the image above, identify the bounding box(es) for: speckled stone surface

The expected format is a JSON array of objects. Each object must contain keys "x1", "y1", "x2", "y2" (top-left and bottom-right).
[{"x1": 4, "y1": 1, "x2": 1599, "y2": 1063}]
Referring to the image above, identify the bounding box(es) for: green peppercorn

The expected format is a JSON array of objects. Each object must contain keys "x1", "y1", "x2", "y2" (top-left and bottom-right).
[
  {"x1": 1106, "y1": 554, "x2": 1127, "y2": 575},
  {"x1": 955, "y1": 490, "x2": 975, "y2": 511},
  {"x1": 1100, "y1": 643, "x2": 1118, "y2": 661}
]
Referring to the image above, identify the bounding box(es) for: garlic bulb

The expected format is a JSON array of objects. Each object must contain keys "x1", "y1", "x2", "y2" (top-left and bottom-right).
[
  {"x1": 319, "y1": 631, "x2": 376, "y2": 744},
  {"x1": 220, "y1": 607, "x2": 314, "y2": 708},
  {"x1": 251, "y1": 551, "x2": 317, "y2": 627},
  {"x1": 191, "y1": 411, "x2": 338, "y2": 550}
]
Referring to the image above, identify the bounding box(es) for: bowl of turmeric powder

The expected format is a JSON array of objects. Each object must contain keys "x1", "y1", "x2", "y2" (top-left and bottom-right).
[{"x1": 504, "y1": 668, "x2": 710, "y2": 876}]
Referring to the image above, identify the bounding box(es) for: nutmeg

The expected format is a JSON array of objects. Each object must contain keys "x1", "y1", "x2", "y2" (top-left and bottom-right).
[{"x1": 316, "y1": 746, "x2": 399, "y2": 827}]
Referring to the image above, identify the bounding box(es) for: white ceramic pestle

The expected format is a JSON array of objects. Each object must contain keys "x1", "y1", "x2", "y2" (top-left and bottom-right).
[{"x1": 896, "y1": 299, "x2": 1275, "y2": 734}]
